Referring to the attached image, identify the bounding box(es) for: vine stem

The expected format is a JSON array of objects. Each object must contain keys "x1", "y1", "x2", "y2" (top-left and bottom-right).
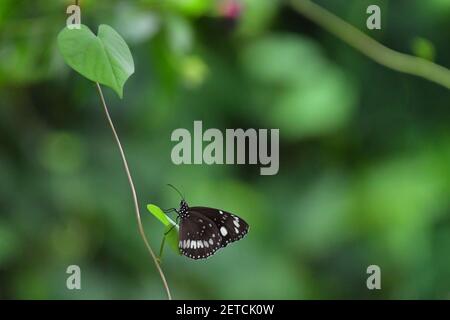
[
  {"x1": 95, "y1": 82, "x2": 172, "y2": 300},
  {"x1": 290, "y1": 0, "x2": 450, "y2": 89}
]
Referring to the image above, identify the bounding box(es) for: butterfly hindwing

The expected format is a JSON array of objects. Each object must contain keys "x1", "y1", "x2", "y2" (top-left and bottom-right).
[
  {"x1": 189, "y1": 207, "x2": 249, "y2": 248},
  {"x1": 178, "y1": 211, "x2": 223, "y2": 259}
]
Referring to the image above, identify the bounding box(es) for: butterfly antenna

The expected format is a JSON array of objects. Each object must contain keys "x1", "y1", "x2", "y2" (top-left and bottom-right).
[{"x1": 167, "y1": 184, "x2": 185, "y2": 201}]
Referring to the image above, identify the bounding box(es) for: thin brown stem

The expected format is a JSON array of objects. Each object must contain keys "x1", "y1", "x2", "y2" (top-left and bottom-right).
[{"x1": 95, "y1": 82, "x2": 172, "y2": 300}]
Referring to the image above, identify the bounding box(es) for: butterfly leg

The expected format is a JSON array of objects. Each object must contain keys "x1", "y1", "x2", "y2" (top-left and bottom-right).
[
  {"x1": 162, "y1": 215, "x2": 180, "y2": 238},
  {"x1": 164, "y1": 223, "x2": 176, "y2": 236}
]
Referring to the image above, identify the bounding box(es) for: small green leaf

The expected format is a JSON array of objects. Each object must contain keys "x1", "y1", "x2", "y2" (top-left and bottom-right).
[
  {"x1": 147, "y1": 204, "x2": 170, "y2": 226},
  {"x1": 147, "y1": 204, "x2": 181, "y2": 255},
  {"x1": 57, "y1": 24, "x2": 134, "y2": 98},
  {"x1": 165, "y1": 225, "x2": 181, "y2": 255}
]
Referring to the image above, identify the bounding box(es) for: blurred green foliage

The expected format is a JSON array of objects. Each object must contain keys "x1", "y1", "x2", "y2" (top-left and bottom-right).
[{"x1": 0, "y1": 0, "x2": 449, "y2": 299}]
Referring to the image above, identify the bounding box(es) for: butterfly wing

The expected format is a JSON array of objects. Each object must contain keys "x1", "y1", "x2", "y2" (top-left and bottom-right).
[
  {"x1": 178, "y1": 211, "x2": 223, "y2": 259},
  {"x1": 189, "y1": 207, "x2": 249, "y2": 247}
]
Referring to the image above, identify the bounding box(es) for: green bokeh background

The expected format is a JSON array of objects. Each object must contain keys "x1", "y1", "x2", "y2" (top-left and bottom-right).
[{"x1": 0, "y1": 0, "x2": 449, "y2": 299}]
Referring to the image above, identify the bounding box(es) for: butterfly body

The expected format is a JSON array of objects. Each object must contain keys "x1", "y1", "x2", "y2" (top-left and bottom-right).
[{"x1": 177, "y1": 200, "x2": 249, "y2": 259}]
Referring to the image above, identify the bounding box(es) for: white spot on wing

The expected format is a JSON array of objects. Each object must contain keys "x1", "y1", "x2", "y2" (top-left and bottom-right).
[
  {"x1": 220, "y1": 227, "x2": 228, "y2": 236},
  {"x1": 219, "y1": 210, "x2": 223, "y2": 214},
  {"x1": 233, "y1": 220, "x2": 240, "y2": 228}
]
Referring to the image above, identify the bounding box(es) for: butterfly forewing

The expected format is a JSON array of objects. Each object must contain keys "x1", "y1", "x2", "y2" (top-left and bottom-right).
[
  {"x1": 178, "y1": 211, "x2": 223, "y2": 259},
  {"x1": 189, "y1": 207, "x2": 249, "y2": 248}
]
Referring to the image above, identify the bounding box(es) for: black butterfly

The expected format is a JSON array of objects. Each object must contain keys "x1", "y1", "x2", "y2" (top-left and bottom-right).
[{"x1": 166, "y1": 185, "x2": 249, "y2": 260}]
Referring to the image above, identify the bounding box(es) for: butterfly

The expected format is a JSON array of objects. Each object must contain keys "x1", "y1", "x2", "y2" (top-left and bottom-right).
[{"x1": 166, "y1": 185, "x2": 249, "y2": 260}]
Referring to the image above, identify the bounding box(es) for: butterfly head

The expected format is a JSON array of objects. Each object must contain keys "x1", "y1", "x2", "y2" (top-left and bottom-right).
[{"x1": 178, "y1": 200, "x2": 189, "y2": 218}]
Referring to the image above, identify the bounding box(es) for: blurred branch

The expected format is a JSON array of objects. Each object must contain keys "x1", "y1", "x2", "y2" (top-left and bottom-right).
[
  {"x1": 95, "y1": 83, "x2": 173, "y2": 300},
  {"x1": 290, "y1": 0, "x2": 450, "y2": 89}
]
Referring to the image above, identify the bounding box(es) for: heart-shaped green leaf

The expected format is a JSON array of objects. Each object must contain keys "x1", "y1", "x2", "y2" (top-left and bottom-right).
[
  {"x1": 147, "y1": 204, "x2": 181, "y2": 255},
  {"x1": 57, "y1": 24, "x2": 134, "y2": 98}
]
